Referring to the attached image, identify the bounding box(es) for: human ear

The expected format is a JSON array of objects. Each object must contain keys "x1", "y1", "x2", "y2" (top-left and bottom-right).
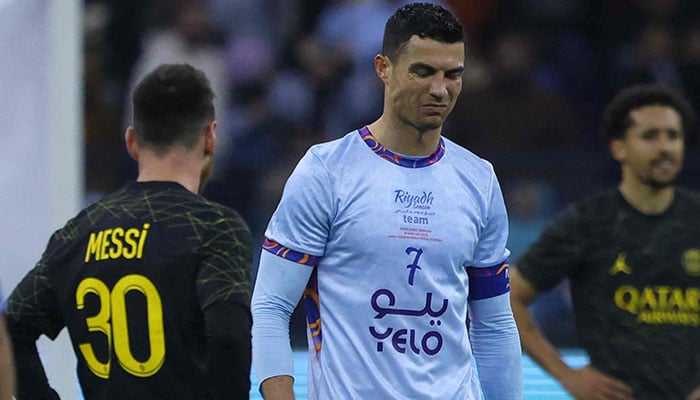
[{"x1": 125, "y1": 128, "x2": 139, "y2": 161}]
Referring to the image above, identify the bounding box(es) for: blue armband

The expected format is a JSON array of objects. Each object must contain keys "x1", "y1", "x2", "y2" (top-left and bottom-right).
[{"x1": 467, "y1": 261, "x2": 510, "y2": 301}]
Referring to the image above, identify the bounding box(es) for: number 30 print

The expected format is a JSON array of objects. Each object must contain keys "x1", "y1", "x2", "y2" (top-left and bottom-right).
[{"x1": 75, "y1": 274, "x2": 165, "y2": 378}]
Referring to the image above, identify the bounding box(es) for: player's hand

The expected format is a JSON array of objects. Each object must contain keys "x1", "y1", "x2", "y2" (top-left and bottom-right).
[
  {"x1": 687, "y1": 385, "x2": 700, "y2": 400},
  {"x1": 560, "y1": 365, "x2": 634, "y2": 400}
]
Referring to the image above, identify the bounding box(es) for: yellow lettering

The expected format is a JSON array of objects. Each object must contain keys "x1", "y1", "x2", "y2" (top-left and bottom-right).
[
  {"x1": 615, "y1": 286, "x2": 638, "y2": 314},
  {"x1": 667, "y1": 288, "x2": 685, "y2": 311},
  {"x1": 687, "y1": 288, "x2": 700, "y2": 312},
  {"x1": 108, "y1": 228, "x2": 124, "y2": 259},
  {"x1": 655, "y1": 286, "x2": 670, "y2": 309},
  {"x1": 136, "y1": 223, "x2": 150, "y2": 259},
  {"x1": 123, "y1": 229, "x2": 139, "y2": 259},
  {"x1": 84, "y1": 225, "x2": 151, "y2": 262},
  {"x1": 85, "y1": 231, "x2": 104, "y2": 262},
  {"x1": 639, "y1": 287, "x2": 659, "y2": 311},
  {"x1": 100, "y1": 229, "x2": 112, "y2": 260}
]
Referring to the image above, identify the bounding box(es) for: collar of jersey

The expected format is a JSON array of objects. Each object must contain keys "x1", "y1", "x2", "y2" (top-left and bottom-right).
[{"x1": 358, "y1": 126, "x2": 445, "y2": 168}]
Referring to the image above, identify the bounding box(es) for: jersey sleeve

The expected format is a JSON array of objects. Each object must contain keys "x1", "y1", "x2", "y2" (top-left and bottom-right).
[
  {"x1": 471, "y1": 169, "x2": 510, "y2": 268},
  {"x1": 264, "y1": 149, "x2": 334, "y2": 256},
  {"x1": 516, "y1": 203, "x2": 586, "y2": 291},
  {"x1": 197, "y1": 209, "x2": 253, "y2": 310},
  {"x1": 6, "y1": 235, "x2": 64, "y2": 340}
]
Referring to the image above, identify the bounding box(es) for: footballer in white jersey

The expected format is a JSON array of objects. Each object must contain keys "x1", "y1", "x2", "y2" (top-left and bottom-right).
[{"x1": 254, "y1": 128, "x2": 517, "y2": 399}]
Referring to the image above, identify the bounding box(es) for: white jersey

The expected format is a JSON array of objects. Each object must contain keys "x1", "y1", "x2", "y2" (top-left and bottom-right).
[{"x1": 264, "y1": 127, "x2": 510, "y2": 399}]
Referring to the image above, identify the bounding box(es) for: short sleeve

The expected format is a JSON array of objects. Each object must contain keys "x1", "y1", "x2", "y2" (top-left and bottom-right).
[
  {"x1": 197, "y1": 209, "x2": 253, "y2": 310},
  {"x1": 6, "y1": 257, "x2": 64, "y2": 339},
  {"x1": 516, "y1": 205, "x2": 587, "y2": 291},
  {"x1": 265, "y1": 149, "x2": 334, "y2": 256},
  {"x1": 471, "y1": 170, "x2": 510, "y2": 267}
]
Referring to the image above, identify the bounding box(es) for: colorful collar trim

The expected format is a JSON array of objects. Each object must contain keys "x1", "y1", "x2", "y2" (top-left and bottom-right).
[{"x1": 359, "y1": 126, "x2": 445, "y2": 168}]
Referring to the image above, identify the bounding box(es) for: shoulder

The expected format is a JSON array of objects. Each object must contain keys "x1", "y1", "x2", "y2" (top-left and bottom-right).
[
  {"x1": 441, "y1": 137, "x2": 500, "y2": 198},
  {"x1": 203, "y1": 199, "x2": 250, "y2": 229},
  {"x1": 304, "y1": 130, "x2": 362, "y2": 164},
  {"x1": 675, "y1": 187, "x2": 700, "y2": 207},
  {"x1": 570, "y1": 190, "x2": 619, "y2": 212},
  {"x1": 547, "y1": 190, "x2": 619, "y2": 229},
  {"x1": 442, "y1": 136, "x2": 496, "y2": 175},
  {"x1": 286, "y1": 130, "x2": 364, "y2": 185}
]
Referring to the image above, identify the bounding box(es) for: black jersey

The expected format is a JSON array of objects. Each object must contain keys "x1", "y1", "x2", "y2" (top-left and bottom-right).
[
  {"x1": 7, "y1": 181, "x2": 252, "y2": 399},
  {"x1": 518, "y1": 188, "x2": 700, "y2": 399}
]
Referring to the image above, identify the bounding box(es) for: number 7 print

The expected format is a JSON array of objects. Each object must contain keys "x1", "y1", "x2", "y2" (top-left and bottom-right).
[{"x1": 405, "y1": 247, "x2": 423, "y2": 286}]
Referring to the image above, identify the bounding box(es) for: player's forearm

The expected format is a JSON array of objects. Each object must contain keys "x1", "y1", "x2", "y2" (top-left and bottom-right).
[
  {"x1": 469, "y1": 293, "x2": 523, "y2": 399},
  {"x1": 509, "y1": 268, "x2": 574, "y2": 382},
  {"x1": 260, "y1": 375, "x2": 295, "y2": 400},
  {"x1": 251, "y1": 251, "x2": 311, "y2": 386},
  {"x1": 0, "y1": 317, "x2": 15, "y2": 400},
  {"x1": 204, "y1": 302, "x2": 252, "y2": 400},
  {"x1": 5, "y1": 319, "x2": 59, "y2": 400},
  {"x1": 510, "y1": 295, "x2": 573, "y2": 382}
]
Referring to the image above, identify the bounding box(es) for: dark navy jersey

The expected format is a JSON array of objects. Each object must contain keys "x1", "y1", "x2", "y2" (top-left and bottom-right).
[
  {"x1": 518, "y1": 188, "x2": 700, "y2": 400},
  {"x1": 7, "y1": 181, "x2": 252, "y2": 399}
]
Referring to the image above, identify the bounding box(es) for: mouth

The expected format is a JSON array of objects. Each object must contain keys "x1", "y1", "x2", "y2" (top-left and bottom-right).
[
  {"x1": 422, "y1": 104, "x2": 447, "y2": 115},
  {"x1": 651, "y1": 158, "x2": 678, "y2": 171}
]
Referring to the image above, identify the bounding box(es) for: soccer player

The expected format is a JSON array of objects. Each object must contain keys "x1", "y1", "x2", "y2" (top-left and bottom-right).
[
  {"x1": 0, "y1": 287, "x2": 15, "y2": 400},
  {"x1": 251, "y1": 3, "x2": 523, "y2": 399},
  {"x1": 5, "y1": 64, "x2": 253, "y2": 399},
  {"x1": 510, "y1": 84, "x2": 700, "y2": 400}
]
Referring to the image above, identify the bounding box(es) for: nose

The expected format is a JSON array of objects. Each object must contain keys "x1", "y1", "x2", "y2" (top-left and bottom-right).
[
  {"x1": 429, "y1": 77, "x2": 448, "y2": 99},
  {"x1": 656, "y1": 131, "x2": 683, "y2": 156}
]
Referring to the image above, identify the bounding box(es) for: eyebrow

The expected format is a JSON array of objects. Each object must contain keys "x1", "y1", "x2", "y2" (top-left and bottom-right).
[
  {"x1": 408, "y1": 62, "x2": 465, "y2": 75},
  {"x1": 639, "y1": 127, "x2": 683, "y2": 136}
]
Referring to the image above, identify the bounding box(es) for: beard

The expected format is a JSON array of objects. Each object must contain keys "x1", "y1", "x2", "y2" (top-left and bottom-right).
[
  {"x1": 644, "y1": 155, "x2": 682, "y2": 189},
  {"x1": 645, "y1": 177, "x2": 676, "y2": 190},
  {"x1": 644, "y1": 172, "x2": 679, "y2": 189}
]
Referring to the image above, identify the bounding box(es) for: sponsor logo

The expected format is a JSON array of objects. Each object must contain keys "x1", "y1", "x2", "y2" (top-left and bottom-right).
[
  {"x1": 609, "y1": 252, "x2": 633, "y2": 275},
  {"x1": 682, "y1": 248, "x2": 700, "y2": 277},
  {"x1": 393, "y1": 190, "x2": 434, "y2": 210},
  {"x1": 614, "y1": 285, "x2": 700, "y2": 326}
]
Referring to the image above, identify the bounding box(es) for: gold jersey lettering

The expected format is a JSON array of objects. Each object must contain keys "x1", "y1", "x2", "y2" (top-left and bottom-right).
[
  {"x1": 136, "y1": 223, "x2": 150, "y2": 259},
  {"x1": 123, "y1": 228, "x2": 139, "y2": 259},
  {"x1": 100, "y1": 229, "x2": 112, "y2": 261},
  {"x1": 615, "y1": 285, "x2": 700, "y2": 326},
  {"x1": 667, "y1": 288, "x2": 686, "y2": 311},
  {"x1": 85, "y1": 231, "x2": 104, "y2": 262},
  {"x1": 638, "y1": 287, "x2": 658, "y2": 311},
  {"x1": 614, "y1": 285, "x2": 638, "y2": 313},
  {"x1": 687, "y1": 288, "x2": 700, "y2": 312},
  {"x1": 84, "y1": 224, "x2": 151, "y2": 263},
  {"x1": 108, "y1": 228, "x2": 124, "y2": 259}
]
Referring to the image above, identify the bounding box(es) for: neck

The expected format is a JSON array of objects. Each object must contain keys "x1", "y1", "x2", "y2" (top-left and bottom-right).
[
  {"x1": 136, "y1": 152, "x2": 202, "y2": 194},
  {"x1": 367, "y1": 117, "x2": 441, "y2": 156},
  {"x1": 618, "y1": 179, "x2": 675, "y2": 215}
]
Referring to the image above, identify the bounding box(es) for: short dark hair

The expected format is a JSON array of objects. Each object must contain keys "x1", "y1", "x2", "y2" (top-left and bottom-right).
[
  {"x1": 601, "y1": 84, "x2": 696, "y2": 140},
  {"x1": 381, "y1": 2, "x2": 464, "y2": 62},
  {"x1": 132, "y1": 63, "x2": 215, "y2": 152}
]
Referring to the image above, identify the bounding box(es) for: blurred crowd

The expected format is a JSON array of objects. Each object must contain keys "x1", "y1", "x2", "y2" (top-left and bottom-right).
[{"x1": 82, "y1": 0, "x2": 700, "y2": 345}]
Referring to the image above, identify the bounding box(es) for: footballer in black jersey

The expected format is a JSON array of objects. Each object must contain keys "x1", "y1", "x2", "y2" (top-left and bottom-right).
[
  {"x1": 511, "y1": 84, "x2": 700, "y2": 400},
  {"x1": 517, "y1": 189, "x2": 700, "y2": 399},
  {"x1": 6, "y1": 64, "x2": 253, "y2": 400}
]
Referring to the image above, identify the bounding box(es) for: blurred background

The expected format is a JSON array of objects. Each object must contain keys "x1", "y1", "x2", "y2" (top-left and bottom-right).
[
  {"x1": 3, "y1": 0, "x2": 700, "y2": 396},
  {"x1": 80, "y1": 0, "x2": 700, "y2": 348}
]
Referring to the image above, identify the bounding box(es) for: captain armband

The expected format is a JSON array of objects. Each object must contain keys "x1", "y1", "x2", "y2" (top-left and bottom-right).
[{"x1": 467, "y1": 261, "x2": 510, "y2": 301}]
